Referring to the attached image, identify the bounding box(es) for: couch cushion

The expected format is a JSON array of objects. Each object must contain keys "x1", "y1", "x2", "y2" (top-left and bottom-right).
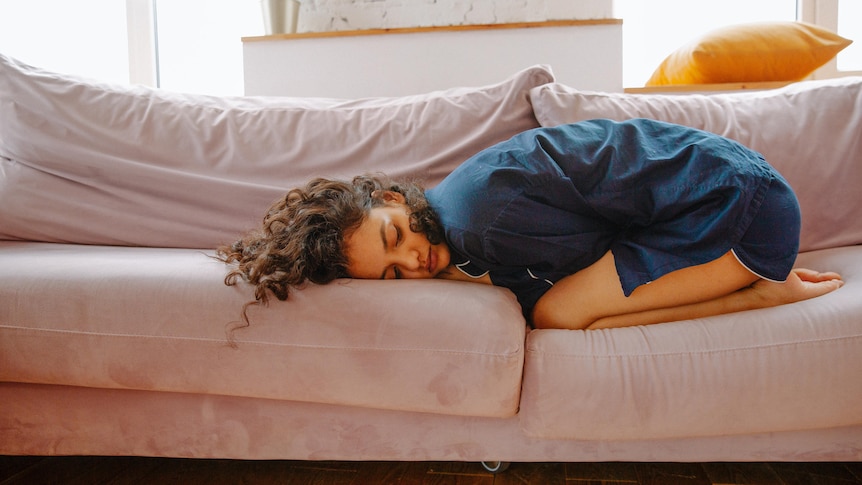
[
  {"x1": 520, "y1": 246, "x2": 862, "y2": 440},
  {"x1": 529, "y1": 76, "x2": 862, "y2": 252},
  {"x1": 0, "y1": 242, "x2": 526, "y2": 418},
  {"x1": 0, "y1": 53, "x2": 552, "y2": 248}
]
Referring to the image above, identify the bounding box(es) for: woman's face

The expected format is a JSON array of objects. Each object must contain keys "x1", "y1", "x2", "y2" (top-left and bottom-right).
[{"x1": 344, "y1": 197, "x2": 450, "y2": 280}]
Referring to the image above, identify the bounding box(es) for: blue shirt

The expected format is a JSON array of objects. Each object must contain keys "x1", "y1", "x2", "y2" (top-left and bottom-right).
[{"x1": 425, "y1": 119, "x2": 776, "y2": 318}]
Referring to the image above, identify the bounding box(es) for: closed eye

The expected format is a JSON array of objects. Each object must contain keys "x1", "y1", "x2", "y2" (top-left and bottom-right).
[{"x1": 386, "y1": 227, "x2": 403, "y2": 279}]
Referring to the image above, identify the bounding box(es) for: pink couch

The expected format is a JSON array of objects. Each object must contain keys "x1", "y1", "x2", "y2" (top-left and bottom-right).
[{"x1": 1, "y1": 53, "x2": 861, "y2": 463}]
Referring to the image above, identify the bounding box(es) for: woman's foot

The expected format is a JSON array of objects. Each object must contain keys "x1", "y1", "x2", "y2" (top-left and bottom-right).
[{"x1": 749, "y1": 268, "x2": 844, "y2": 306}]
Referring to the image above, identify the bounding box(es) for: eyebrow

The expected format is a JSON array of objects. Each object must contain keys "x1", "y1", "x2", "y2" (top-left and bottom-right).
[{"x1": 379, "y1": 220, "x2": 389, "y2": 280}]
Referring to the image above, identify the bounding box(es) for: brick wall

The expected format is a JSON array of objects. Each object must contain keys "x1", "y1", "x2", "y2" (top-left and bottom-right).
[{"x1": 296, "y1": 0, "x2": 613, "y2": 32}]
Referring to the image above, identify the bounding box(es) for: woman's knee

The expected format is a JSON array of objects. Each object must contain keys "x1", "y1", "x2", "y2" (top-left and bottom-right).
[
  {"x1": 531, "y1": 294, "x2": 595, "y2": 330},
  {"x1": 530, "y1": 252, "x2": 620, "y2": 329}
]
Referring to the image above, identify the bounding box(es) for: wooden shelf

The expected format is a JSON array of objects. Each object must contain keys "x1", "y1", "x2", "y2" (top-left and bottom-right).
[{"x1": 624, "y1": 81, "x2": 793, "y2": 94}]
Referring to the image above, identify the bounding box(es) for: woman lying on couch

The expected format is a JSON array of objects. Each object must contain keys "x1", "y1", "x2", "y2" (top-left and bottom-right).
[{"x1": 219, "y1": 118, "x2": 843, "y2": 330}]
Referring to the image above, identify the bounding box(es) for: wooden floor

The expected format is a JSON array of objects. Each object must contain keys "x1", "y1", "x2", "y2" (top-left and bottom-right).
[{"x1": 2, "y1": 457, "x2": 861, "y2": 484}]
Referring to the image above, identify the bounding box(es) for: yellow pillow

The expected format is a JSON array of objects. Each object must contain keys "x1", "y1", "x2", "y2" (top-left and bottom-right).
[{"x1": 646, "y1": 21, "x2": 852, "y2": 86}]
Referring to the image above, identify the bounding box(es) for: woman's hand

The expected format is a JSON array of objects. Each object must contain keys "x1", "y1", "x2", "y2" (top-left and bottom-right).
[
  {"x1": 749, "y1": 268, "x2": 844, "y2": 307},
  {"x1": 435, "y1": 265, "x2": 493, "y2": 284},
  {"x1": 585, "y1": 266, "x2": 844, "y2": 330}
]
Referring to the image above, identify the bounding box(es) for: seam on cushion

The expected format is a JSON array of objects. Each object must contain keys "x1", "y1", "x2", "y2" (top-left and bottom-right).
[
  {"x1": 0, "y1": 325, "x2": 523, "y2": 358},
  {"x1": 235, "y1": 340, "x2": 524, "y2": 358},
  {"x1": 526, "y1": 333, "x2": 862, "y2": 359},
  {"x1": 0, "y1": 324, "x2": 238, "y2": 344}
]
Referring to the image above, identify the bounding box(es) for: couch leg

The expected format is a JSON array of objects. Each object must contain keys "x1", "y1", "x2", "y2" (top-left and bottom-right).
[{"x1": 480, "y1": 461, "x2": 511, "y2": 473}]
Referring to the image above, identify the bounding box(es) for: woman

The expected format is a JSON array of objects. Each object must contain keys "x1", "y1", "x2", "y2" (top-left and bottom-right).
[{"x1": 219, "y1": 119, "x2": 843, "y2": 329}]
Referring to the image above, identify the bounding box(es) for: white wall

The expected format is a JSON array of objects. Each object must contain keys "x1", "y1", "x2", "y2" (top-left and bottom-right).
[{"x1": 244, "y1": 21, "x2": 622, "y2": 97}]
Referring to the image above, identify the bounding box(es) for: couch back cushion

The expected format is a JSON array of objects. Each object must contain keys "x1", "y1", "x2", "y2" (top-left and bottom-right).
[
  {"x1": 0, "y1": 54, "x2": 552, "y2": 248},
  {"x1": 529, "y1": 77, "x2": 862, "y2": 253}
]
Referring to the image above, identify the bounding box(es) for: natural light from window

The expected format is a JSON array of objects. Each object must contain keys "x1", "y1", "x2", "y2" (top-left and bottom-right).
[
  {"x1": 155, "y1": 0, "x2": 262, "y2": 95},
  {"x1": 0, "y1": 0, "x2": 262, "y2": 95},
  {"x1": 0, "y1": 1, "x2": 856, "y2": 94},
  {"x1": 837, "y1": 0, "x2": 861, "y2": 70},
  {"x1": 0, "y1": 0, "x2": 129, "y2": 84}
]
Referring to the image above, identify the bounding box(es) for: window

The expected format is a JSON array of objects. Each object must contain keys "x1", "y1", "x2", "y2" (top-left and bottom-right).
[
  {"x1": 836, "y1": 0, "x2": 861, "y2": 71},
  {"x1": 797, "y1": 0, "x2": 861, "y2": 77},
  {"x1": 0, "y1": 0, "x2": 129, "y2": 84},
  {"x1": 154, "y1": 0, "x2": 262, "y2": 95},
  {"x1": 0, "y1": 0, "x2": 262, "y2": 95}
]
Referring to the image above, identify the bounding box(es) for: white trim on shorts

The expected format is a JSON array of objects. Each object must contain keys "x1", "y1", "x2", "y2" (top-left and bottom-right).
[{"x1": 731, "y1": 248, "x2": 787, "y2": 284}]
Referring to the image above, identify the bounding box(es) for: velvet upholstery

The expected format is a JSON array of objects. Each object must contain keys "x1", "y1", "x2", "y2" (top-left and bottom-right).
[
  {"x1": 0, "y1": 242, "x2": 525, "y2": 418},
  {"x1": 1, "y1": 55, "x2": 860, "y2": 462},
  {"x1": 521, "y1": 247, "x2": 862, "y2": 441},
  {"x1": 3, "y1": 381, "x2": 861, "y2": 461}
]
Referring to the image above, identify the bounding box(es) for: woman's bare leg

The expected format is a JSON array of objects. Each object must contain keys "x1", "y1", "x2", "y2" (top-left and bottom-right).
[{"x1": 531, "y1": 251, "x2": 843, "y2": 330}]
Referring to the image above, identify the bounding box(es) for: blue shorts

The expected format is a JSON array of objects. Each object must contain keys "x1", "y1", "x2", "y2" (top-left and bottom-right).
[{"x1": 732, "y1": 175, "x2": 801, "y2": 282}]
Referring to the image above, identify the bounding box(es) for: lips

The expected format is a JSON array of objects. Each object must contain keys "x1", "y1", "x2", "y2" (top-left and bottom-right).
[{"x1": 426, "y1": 246, "x2": 436, "y2": 274}]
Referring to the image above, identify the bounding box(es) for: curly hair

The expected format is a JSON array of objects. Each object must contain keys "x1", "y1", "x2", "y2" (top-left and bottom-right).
[{"x1": 217, "y1": 174, "x2": 443, "y2": 326}]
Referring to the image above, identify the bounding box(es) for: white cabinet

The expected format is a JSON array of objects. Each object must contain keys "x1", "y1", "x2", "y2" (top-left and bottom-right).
[{"x1": 242, "y1": 20, "x2": 622, "y2": 97}]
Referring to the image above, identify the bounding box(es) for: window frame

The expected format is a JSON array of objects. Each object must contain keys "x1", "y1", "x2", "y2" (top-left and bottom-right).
[
  {"x1": 798, "y1": 0, "x2": 860, "y2": 78},
  {"x1": 126, "y1": 0, "x2": 158, "y2": 86}
]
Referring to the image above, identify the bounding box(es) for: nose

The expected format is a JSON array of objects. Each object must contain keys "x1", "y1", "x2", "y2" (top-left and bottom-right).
[{"x1": 393, "y1": 246, "x2": 424, "y2": 277}]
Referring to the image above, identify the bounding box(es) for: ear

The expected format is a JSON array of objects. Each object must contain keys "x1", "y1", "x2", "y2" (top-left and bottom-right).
[{"x1": 371, "y1": 190, "x2": 407, "y2": 205}]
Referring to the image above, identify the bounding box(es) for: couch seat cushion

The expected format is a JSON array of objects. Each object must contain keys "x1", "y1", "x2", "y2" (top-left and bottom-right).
[
  {"x1": 520, "y1": 247, "x2": 862, "y2": 440},
  {"x1": 0, "y1": 242, "x2": 526, "y2": 418}
]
